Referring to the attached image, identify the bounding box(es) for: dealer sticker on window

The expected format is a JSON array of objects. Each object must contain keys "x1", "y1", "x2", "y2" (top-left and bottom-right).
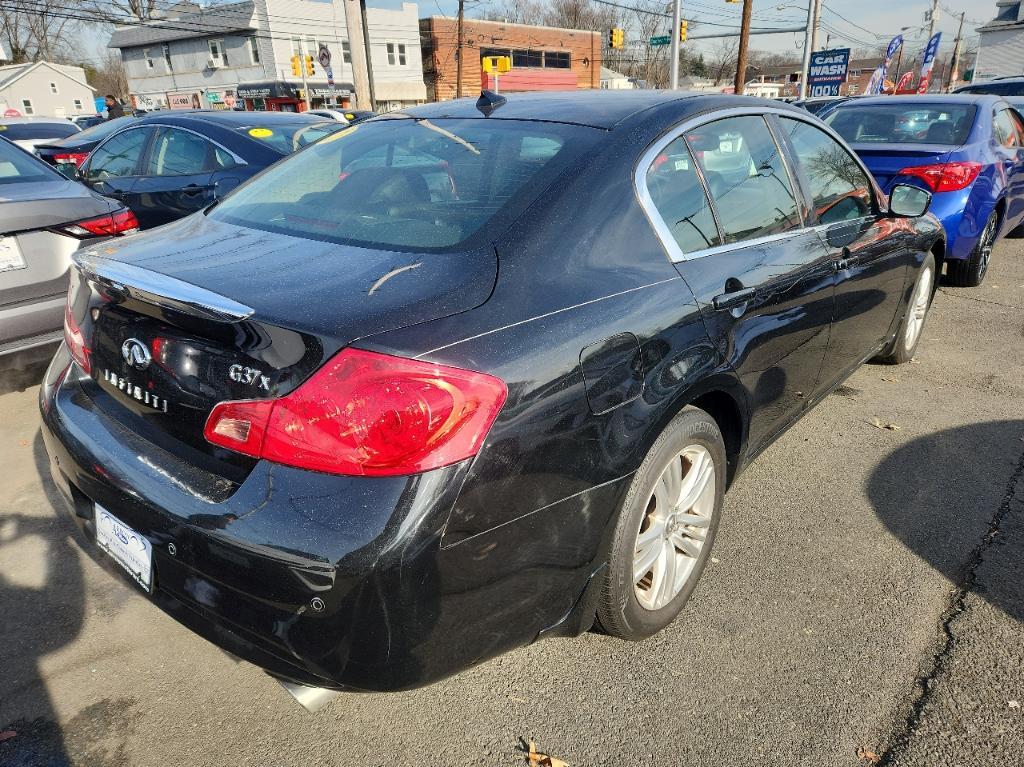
[{"x1": 0, "y1": 236, "x2": 26, "y2": 273}]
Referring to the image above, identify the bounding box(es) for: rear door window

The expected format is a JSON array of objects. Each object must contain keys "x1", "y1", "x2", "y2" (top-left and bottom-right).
[
  {"x1": 210, "y1": 118, "x2": 600, "y2": 251},
  {"x1": 993, "y1": 109, "x2": 1020, "y2": 148},
  {"x1": 686, "y1": 115, "x2": 802, "y2": 244},
  {"x1": 644, "y1": 136, "x2": 720, "y2": 254},
  {"x1": 85, "y1": 127, "x2": 152, "y2": 179},
  {"x1": 779, "y1": 117, "x2": 875, "y2": 225},
  {"x1": 146, "y1": 128, "x2": 220, "y2": 176}
]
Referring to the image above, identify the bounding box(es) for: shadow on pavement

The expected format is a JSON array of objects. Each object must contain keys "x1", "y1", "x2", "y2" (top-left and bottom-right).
[
  {"x1": 0, "y1": 431, "x2": 85, "y2": 767},
  {"x1": 867, "y1": 419, "x2": 1024, "y2": 623}
]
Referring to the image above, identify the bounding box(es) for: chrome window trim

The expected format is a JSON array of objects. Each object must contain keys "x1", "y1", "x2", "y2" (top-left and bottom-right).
[
  {"x1": 635, "y1": 105, "x2": 885, "y2": 263},
  {"x1": 74, "y1": 253, "x2": 254, "y2": 323}
]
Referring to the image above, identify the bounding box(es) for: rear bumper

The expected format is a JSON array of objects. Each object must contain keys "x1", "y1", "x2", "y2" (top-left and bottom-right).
[
  {"x1": 0, "y1": 294, "x2": 64, "y2": 356},
  {"x1": 39, "y1": 347, "x2": 620, "y2": 691}
]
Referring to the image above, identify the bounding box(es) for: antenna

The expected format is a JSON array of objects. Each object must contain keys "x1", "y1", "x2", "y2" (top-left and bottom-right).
[{"x1": 476, "y1": 90, "x2": 506, "y2": 117}]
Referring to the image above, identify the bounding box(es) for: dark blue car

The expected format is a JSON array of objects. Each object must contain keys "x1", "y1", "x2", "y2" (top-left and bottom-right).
[
  {"x1": 825, "y1": 95, "x2": 1024, "y2": 285},
  {"x1": 76, "y1": 111, "x2": 343, "y2": 230}
]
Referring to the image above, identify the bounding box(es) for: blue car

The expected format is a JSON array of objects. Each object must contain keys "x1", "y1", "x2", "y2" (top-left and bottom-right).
[{"x1": 825, "y1": 95, "x2": 1024, "y2": 286}]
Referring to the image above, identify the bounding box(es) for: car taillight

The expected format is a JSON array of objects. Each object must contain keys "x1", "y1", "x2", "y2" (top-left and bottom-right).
[
  {"x1": 63, "y1": 297, "x2": 91, "y2": 374},
  {"x1": 897, "y1": 161, "x2": 982, "y2": 193},
  {"x1": 204, "y1": 349, "x2": 508, "y2": 476},
  {"x1": 53, "y1": 152, "x2": 89, "y2": 166},
  {"x1": 59, "y1": 209, "x2": 139, "y2": 238}
]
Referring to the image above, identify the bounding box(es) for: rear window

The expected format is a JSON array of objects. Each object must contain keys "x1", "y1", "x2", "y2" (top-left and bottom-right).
[
  {"x1": 825, "y1": 104, "x2": 975, "y2": 145},
  {"x1": 0, "y1": 138, "x2": 60, "y2": 184},
  {"x1": 210, "y1": 118, "x2": 599, "y2": 251},
  {"x1": 233, "y1": 120, "x2": 345, "y2": 154},
  {"x1": 0, "y1": 122, "x2": 79, "y2": 140},
  {"x1": 71, "y1": 116, "x2": 137, "y2": 142}
]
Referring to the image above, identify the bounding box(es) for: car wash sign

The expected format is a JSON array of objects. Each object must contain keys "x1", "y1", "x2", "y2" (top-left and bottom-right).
[{"x1": 807, "y1": 48, "x2": 851, "y2": 97}]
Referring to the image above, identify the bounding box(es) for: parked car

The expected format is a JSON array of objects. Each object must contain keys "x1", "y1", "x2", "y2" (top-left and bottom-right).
[
  {"x1": 42, "y1": 92, "x2": 941, "y2": 699},
  {"x1": 74, "y1": 110, "x2": 343, "y2": 229},
  {"x1": 0, "y1": 117, "x2": 80, "y2": 153},
  {"x1": 0, "y1": 136, "x2": 137, "y2": 360},
  {"x1": 825, "y1": 94, "x2": 1024, "y2": 286},
  {"x1": 35, "y1": 115, "x2": 139, "y2": 177},
  {"x1": 306, "y1": 108, "x2": 351, "y2": 122},
  {"x1": 794, "y1": 96, "x2": 850, "y2": 116},
  {"x1": 70, "y1": 114, "x2": 107, "y2": 130},
  {"x1": 954, "y1": 76, "x2": 1024, "y2": 96}
]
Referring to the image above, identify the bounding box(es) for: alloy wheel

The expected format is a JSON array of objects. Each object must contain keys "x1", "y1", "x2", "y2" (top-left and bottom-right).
[
  {"x1": 633, "y1": 445, "x2": 716, "y2": 611},
  {"x1": 903, "y1": 264, "x2": 934, "y2": 352},
  {"x1": 978, "y1": 215, "x2": 997, "y2": 280}
]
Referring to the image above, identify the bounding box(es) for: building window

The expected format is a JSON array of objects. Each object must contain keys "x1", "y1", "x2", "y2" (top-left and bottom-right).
[
  {"x1": 850, "y1": 69, "x2": 862, "y2": 77},
  {"x1": 163, "y1": 43, "x2": 172, "y2": 70},
  {"x1": 48, "y1": 81, "x2": 58, "y2": 93},
  {"x1": 248, "y1": 36, "x2": 260, "y2": 64},
  {"x1": 513, "y1": 49, "x2": 542, "y2": 68},
  {"x1": 144, "y1": 48, "x2": 154, "y2": 69},
  {"x1": 342, "y1": 40, "x2": 351, "y2": 64},
  {"x1": 481, "y1": 48, "x2": 512, "y2": 61},
  {"x1": 22, "y1": 99, "x2": 33, "y2": 115},
  {"x1": 544, "y1": 51, "x2": 570, "y2": 68},
  {"x1": 386, "y1": 42, "x2": 407, "y2": 66},
  {"x1": 74, "y1": 99, "x2": 83, "y2": 110},
  {"x1": 209, "y1": 38, "x2": 226, "y2": 66}
]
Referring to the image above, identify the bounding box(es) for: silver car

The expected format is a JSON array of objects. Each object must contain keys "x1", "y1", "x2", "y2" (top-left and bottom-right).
[
  {"x1": 0, "y1": 137, "x2": 138, "y2": 359},
  {"x1": 0, "y1": 117, "x2": 80, "y2": 153}
]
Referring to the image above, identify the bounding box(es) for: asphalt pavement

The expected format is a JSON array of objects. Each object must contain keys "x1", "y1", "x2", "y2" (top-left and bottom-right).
[{"x1": 1, "y1": 239, "x2": 1022, "y2": 767}]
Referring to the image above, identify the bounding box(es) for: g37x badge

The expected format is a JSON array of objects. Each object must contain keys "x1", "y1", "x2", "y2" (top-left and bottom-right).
[{"x1": 229, "y1": 364, "x2": 271, "y2": 391}]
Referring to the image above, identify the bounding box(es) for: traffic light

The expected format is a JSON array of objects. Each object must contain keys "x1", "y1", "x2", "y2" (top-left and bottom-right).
[
  {"x1": 608, "y1": 28, "x2": 624, "y2": 49},
  {"x1": 290, "y1": 55, "x2": 300, "y2": 76},
  {"x1": 679, "y1": 20, "x2": 688, "y2": 42},
  {"x1": 305, "y1": 54, "x2": 315, "y2": 77}
]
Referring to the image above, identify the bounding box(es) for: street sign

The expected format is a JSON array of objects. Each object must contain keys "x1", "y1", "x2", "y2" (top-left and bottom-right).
[
  {"x1": 650, "y1": 35, "x2": 670, "y2": 46},
  {"x1": 317, "y1": 43, "x2": 331, "y2": 69}
]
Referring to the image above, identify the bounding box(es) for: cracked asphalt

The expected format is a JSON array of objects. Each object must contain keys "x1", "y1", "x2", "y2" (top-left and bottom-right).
[{"x1": 1, "y1": 239, "x2": 1023, "y2": 767}]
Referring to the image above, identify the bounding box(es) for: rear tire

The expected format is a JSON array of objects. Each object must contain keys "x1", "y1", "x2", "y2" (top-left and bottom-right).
[
  {"x1": 876, "y1": 252, "x2": 935, "y2": 365},
  {"x1": 596, "y1": 407, "x2": 726, "y2": 641},
  {"x1": 948, "y1": 210, "x2": 998, "y2": 287}
]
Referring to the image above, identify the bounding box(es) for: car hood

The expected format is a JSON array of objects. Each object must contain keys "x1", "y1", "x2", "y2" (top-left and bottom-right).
[{"x1": 77, "y1": 212, "x2": 499, "y2": 345}]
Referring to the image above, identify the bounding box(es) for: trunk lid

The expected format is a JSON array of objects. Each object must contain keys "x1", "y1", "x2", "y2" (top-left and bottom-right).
[
  {"x1": 850, "y1": 143, "x2": 957, "y2": 192},
  {"x1": 70, "y1": 213, "x2": 497, "y2": 480}
]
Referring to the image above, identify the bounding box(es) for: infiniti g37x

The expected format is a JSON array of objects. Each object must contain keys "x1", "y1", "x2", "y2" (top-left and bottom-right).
[{"x1": 41, "y1": 92, "x2": 943, "y2": 694}]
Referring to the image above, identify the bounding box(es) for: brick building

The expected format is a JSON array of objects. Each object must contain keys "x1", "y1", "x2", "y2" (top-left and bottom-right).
[{"x1": 419, "y1": 17, "x2": 602, "y2": 101}]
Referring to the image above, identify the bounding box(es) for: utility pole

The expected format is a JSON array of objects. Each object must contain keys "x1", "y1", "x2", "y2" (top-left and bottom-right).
[
  {"x1": 809, "y1": 0, "x2": 821, "y2": 53},
  {"x1": 734, "y1": 0, "x2": 753, "y2": 95},
  {"x1": 947, "y1": 11, "x2": 965, "y2": 91},
  {"x1": 343, "y1": 0, "x2": 373, "y2": 110},
  {"x1": 925, "y1": 0, "x2": 939, "y2": 44},
  {"x1": 798, "y1": 0, "x2": 815, "y2": 99},
  {"x1": 670, "y1": 0, "x2": 681, "y2": 89},
  {"x1": 456, "y1": 0, "x2": 465, "y2": 98}
]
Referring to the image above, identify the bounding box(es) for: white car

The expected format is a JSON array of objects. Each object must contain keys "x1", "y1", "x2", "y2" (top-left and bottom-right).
[
  {"x1": 306, "y1": 109, "x2": 351, "y2": 124},
  {"x1": 0, "y1": 118, "x2": 80, "y2": 153}
]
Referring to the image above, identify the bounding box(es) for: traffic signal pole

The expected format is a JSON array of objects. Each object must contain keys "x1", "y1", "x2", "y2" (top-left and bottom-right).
[{"x1": 669, "y1": 0, "x2": 681, "y2": 89}]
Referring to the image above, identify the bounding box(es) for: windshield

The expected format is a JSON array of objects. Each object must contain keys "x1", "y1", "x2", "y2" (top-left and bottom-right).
[
  {"x1": 0, "y1": 121, "x2": 79, "y2": 141},
  {"x1": 826, "y1": 104, "x2": 976, "y2": 145},
  {"x1": 70, "y1": 116, "x2": 137, "y2": 142},
  {"x1": 234, "y1": 120, "x2": 345, "y2": 154},
  {"x1": 0, "y1": 138, "x2": 60, "y2": 184},
  {"x1": 210, "y1": 118, "x2": 599, "y2": 251}
]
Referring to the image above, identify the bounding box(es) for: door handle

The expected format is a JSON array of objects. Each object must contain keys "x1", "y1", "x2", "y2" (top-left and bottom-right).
[
  {"x1": 712, "y1": 286, "x2": 756, "y2": 311},
  {"x1": 834, "y1": 246, "x2": 852, "y2": 272}
]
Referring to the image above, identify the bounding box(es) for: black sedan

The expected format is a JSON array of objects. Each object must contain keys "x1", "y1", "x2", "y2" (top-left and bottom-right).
[
  {"x1": 74, "y1": 110, "x2": 342, "y2": 230},
  {"x1": 35, "y1": 115, "x2": 139, "y2": 177},
  {"x1": 41, "y1": 91, "x2": 942, "y2": 698}
]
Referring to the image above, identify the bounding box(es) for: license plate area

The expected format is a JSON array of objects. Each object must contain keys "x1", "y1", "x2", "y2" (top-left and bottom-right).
[
  {"x1": 0, "y1": 235, "x2": 26, "y2": 273},
  {"x1": 94, "y1": 503, "x2": 154, "y2": 592}
]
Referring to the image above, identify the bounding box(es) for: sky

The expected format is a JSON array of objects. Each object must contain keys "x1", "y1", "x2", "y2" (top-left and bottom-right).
[{"x1": 84, "y1": 0, "x2": 993, "y2": 69}]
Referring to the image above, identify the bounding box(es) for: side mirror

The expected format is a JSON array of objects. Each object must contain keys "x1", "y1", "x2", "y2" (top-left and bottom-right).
[{"x1": 889, "y1": 184, "x2": 932, "y2": 218}]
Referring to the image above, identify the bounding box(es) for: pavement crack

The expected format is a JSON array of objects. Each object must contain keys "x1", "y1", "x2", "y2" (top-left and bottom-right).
[
  {"x1": 936, "y1": 287, "x2": 1021, "y2": 310},
  {"x1": 877, "y1": 443, "x2": 1024, "y2": 766}
]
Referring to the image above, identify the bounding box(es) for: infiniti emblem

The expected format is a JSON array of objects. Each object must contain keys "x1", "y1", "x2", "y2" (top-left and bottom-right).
[{"x1": 121, "y1": 338, "x2": 152, "y2": 370}]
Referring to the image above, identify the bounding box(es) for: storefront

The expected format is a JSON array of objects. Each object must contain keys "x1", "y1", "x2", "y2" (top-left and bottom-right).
[{"x1": 236, "y1": 81, "x2": 355, "y2": 112}]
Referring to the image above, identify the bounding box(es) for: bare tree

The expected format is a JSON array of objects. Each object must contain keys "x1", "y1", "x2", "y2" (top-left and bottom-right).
[
  {"x1": 707, "y1": 37, "x2": 740, "y2": 86},
  {"x1": 0, "y1": 0, "x2": 78, "y2": 63},
  {"x1": 542, "y1": 0, "x2": 617, "y2": 32},
  {"x1": 478, "y1": 0, "x2": 546, "y2": 25},
  {"x1": 80, "y1": 0, "x2": 164, "y2": 22},
  {"x1": 89, "y1": 50, "x2": 130, "y2": 100}
]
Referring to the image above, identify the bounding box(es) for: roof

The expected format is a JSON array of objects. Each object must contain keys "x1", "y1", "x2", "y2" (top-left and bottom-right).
[
  {"x1": 831, "y1": 94, "x2": 1007, "y2": 108},
  {"x1": 390, "y1": 90, "x2": 802, "y2": 129},
  {"x1": 108, "y1": 1, "x2": 256, "y2": 48},
  {"x1": 0, "y1": 61, "x2": 94, "y2": 92},
  {"x1": 421, "y1": 15, "x2": 600, "y2": 37},
  {"x1": 979, "y1": 1, "x2": 1024, "y2": 32},
  {"x1": 600, "y1": 67, "x2": 629, "y2": 80}
]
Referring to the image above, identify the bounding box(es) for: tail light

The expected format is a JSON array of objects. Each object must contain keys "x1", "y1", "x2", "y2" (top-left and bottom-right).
[
  {"x1": 204, "y1": 349, "x2": 508, "y2": 476},
  {"x1": 53, "y1": 152, "x2": 89, "y2": 166},
  {"x1": 897, "y1": 161, "x2": 982, "y2": 193},
  {"x1": 63, "y1": 298, "x2": 91, "y2": 374},
  {"x1": 58, "y1": 209, "x2": 139, "y2": 239}
]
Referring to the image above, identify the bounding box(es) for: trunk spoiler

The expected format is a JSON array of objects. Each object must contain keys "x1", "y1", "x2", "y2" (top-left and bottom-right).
[{"x1": 74, "y1": 252, "x2": 254, "y2": 323}]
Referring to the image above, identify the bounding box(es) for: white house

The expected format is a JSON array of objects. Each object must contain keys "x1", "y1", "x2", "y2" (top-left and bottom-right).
[
  {"x1": 0, "y1": 62, "x2": 96, "y2": 118},
  {"x1": 108, "y1": 0, "x2": 426, "y2": 113},
  {"x1": 974, "y1": 0, "x2": 1024, "y2": 82},
  {"x1": 599, "y1": 67, "x2": 633, "y2": 89}
]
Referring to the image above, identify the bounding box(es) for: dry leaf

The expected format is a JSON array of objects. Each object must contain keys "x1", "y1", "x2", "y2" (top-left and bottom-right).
[
  {"x1": 880, "y1": 376, "x2": 898, "y2": 383},
  {"x1": 1009, "y1": 700, "x2": 1021, "y2": 710},
  {"x1": 0, "y1": 730, "x2": 16, "y2": 743},
  {"x1": 868, "y1": 418, "x2": 901, "y2": 431},
  {"x1": 856, "y1": 746, "x2": 881, "y2": 764},
  {"x1": 528, "y1": 739, "x2": 568, "y2": 767}
]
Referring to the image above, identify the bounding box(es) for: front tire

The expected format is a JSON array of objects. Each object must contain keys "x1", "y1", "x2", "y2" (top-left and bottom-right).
[
  {"x1": 948, "y1": 210, "x2": 998, "y2": 287},
  {"x1": 876, "y1": 252, "x2": 935, "y2": 365},
  {"x1": 597, "y1": 407, "x2": 726, "y2": 640}
]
